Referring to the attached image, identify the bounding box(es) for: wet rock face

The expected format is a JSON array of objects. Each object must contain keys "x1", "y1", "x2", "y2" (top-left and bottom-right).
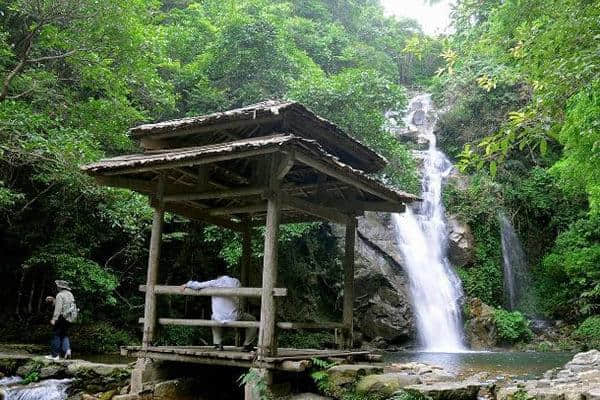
[
  {"x1": 447, "y1": 216, "x2": 475, "y2": 268},
  {"x1": 464, "y1": 297, "x2": 497, "y2": 350},
  {"x1": 332, "y1": 212, "x2": 416, "y2": 347}
]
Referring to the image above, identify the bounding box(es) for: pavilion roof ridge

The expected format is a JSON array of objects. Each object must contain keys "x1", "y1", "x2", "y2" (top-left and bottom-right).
[{"x1": 127, "y1": 99, "x2": 388, "y2": 174}]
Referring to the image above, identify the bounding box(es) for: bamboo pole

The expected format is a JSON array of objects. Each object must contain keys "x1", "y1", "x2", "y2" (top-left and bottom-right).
[
  {"x1": 139, "y1": 285, "x2": 287, "y2": 297},
  {"x1": 342, "y1": 216, "x2": 357, "y2": 349},
  {"x1": 138, "y1": 318, "x2": 344, "y2": 330},
  {"x1": 240, "y1": 217, "x2": 252, "y2": 311},
  {"x1": 257, "y1": 157, "x2": 282, "y2": 359},
  {"x1": 142, "y1": 175, "x2": 166, "y2": 348}
]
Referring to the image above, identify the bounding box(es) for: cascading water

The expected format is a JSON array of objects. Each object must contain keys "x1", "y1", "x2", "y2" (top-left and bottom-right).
[
  {"x1": 391, "y1": 94, "x2": 465, "y2": 352},
  {"x1": 499, "y1": 213, "x2": 530, "y2": 310},
  {"x1": 0, "y1": 377, "x2": 71, "y2": 400}
]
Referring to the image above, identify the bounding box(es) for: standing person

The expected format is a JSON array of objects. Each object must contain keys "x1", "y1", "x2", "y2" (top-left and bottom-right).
[
  {"x1": 46, "y1": 280, "x2": 77, "y2": 360},
  {"x1": 180, "y1": 261, "x2": 257, "y2": 352}
]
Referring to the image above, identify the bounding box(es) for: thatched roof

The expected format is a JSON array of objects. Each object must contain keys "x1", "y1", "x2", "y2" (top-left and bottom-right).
[
  {"x1": 128, "y1": 100, "x2": 387, "y2": 174},
  {"x1": 81, "y1": 135, "x2": 418, "y2": 229},
  {"x1": 83, "y1": 134, "x2": 417, "y2": 203}
]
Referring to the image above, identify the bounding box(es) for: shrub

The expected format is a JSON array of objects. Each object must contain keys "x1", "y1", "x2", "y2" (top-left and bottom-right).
[
  {"x1": 279, "y1": 332, "x2": 335, "y2": 349},
  {"x1": 493, "y1": 308, "x2": 533, "y2": 344},
  {"x1": 574, "y1": 316, "x2": 600, "y2": 348},
  {"x1": 71, "y1": 322, "x2": 136, "y2": 353}
]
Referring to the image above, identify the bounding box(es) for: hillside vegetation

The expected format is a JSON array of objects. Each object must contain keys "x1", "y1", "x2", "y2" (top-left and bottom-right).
[{"x1": 0, "y1": 0, "x2": 598, "y2": 351}]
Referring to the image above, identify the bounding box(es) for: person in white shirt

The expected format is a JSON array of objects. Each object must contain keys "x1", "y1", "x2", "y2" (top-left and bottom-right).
[{"x1": 180, "y1": 261, "x2": 257, "y2": 352}]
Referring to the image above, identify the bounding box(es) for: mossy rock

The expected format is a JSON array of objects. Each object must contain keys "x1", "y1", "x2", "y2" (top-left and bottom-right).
[{"x1": 356, "y1": 373, "x2": 422, "y2": 397}]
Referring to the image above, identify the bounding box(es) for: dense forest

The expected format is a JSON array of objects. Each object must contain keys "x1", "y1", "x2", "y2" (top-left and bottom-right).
[{"x1": 0, "y1": 0, "x2": 598, "y2": 352}]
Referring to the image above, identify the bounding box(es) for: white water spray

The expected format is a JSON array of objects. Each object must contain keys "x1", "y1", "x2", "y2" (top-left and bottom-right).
[
  {"x1": 0, "y1": 377, "x2": 70, "y2": 400},
  {"x1": 499, "y1": 213, "x2": 530, "y2": 310},
  {"x1": 391, "y1": 94, "x2": 465, "y2": 352}
]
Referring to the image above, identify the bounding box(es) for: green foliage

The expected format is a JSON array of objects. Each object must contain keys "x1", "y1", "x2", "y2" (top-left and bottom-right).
[
  {"x1": 537, "y1": 214, "x2": 600, "y2": 318},
  {"x1": 493, "y1": 308, "x2": 533, "y2": 344},
  {"x1": 290, "y1": 68, "x2": 419, "y2": 192},
  {"x1": 512, "y1": 389, "x2": 533, "y2": 400},
  {"x1": 71, "y1": 322, "x2": 135, "y2": 353},
  {"x1": 310, "y1": 358, "x2": 337, "y2": 396},
  {"x1": 574, "y1": 316, "x2": 600, "y2": 348},
  {"x1": 390, "y1": 390, "x2": 432, "y2": 400},
  {"x1": 22, "y1": 370, "x2": 40, "y2": 384},
  {"x1": 444, "y1": 175, "x2": 504, "y2": 306},
  {"x1": 238, "y1": 369, "x2": 271, "y2": 400},
  {"x1": 279, "y1": 332, "x2": 335, "y2": 349},
  {"x1": 551, "y1": 81, "x2": 600, "y2": 215}
]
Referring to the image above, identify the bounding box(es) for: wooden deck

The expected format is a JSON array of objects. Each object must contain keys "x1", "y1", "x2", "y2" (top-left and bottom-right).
[{"x1": 121, "y1": 346, "x2": 377, "y2": 371}]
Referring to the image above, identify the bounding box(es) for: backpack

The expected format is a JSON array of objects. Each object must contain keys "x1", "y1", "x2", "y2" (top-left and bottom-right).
[
  {"x1": 60, "y1": 291, "x2": 79, "y2": 323},
  {"x1": 63, "y1": 301, "x2": 78, "y2": 323}
]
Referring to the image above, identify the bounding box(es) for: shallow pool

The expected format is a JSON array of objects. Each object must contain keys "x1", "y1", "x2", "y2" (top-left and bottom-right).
[{"x1": 383, "y1": 351, "x2": 574, "y2": 379}]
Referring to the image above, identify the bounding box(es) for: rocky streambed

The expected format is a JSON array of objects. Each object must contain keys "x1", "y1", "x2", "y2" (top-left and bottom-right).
[
  {"x1": 1, "y1": 349, "x2": 599, "y2": 399},
  {"x1": 0, "y1": 351, "x2": 131, "y2": 399}
]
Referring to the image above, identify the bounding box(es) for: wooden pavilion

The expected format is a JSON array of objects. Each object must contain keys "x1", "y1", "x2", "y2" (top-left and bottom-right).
[{"x1": 81, "y1": 100, "x2": 418, "y2": 396}]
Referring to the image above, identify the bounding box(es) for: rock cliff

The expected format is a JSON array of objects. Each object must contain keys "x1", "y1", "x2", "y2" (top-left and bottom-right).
[{"x1": 332, "y1": 212, "x2": 415, "y2": 347}]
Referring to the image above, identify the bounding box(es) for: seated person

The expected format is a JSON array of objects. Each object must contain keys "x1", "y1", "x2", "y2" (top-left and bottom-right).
[{"x1": 181, "y1": 260, "x2": 257, "y2": 352}]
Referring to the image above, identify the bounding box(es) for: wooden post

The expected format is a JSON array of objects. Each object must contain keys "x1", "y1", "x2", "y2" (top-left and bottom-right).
[
  {"x1": 257, "y1": 158, "x2": 282, "y2": 359},
  {"x1": 237, "y1": 216, "x2": 252, "y2": 347},
  {"x1": 240, "y1": 217, "x2": 252, "y2": 310},
  {"x1": 342, "y1": 216, "x2": 357, "y2": 349},
  {"x1": 142, "y1": 175, "x2": 166, "y2": 348}
]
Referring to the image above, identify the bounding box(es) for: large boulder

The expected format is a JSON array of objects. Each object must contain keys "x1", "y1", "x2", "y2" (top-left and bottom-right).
[
  {"x1": 447, "y1": 216, "x2": 474, "y2": 267},
  {"x1": 153, "y1": 379, "x2": 200, "y2": 400},
  {"x1": 356, "y1": 373, "x2": 421, "y2": 396},
  {"x1": 288, "y1": 394, "x2": 332, "y2": 400},
  {"x1": 332, "y1": 212, "x2": 415, "y2": 346},
  {"x1": 464, "y1": 298, "x2": 497, "y2": 349},
  {"x1": 325, "y1": 364, "x2": 384, "y2": 392},
  {"x1": 405, "y1": 382, "x2": 482, "y2": 400}
]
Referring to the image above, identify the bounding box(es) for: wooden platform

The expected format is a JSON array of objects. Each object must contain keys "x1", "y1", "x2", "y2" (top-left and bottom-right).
[{"x1": 121, "y1": 346, "x2": 377, "y2": 371}]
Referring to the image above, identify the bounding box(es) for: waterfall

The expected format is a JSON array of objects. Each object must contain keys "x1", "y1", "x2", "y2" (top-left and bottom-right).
[
  {"x1": 0, "y1": 377, "x2": 71, "y2": 400},
  {"x1": 499, "y1": 213, "x2": 530, "y2": 310},
  {"x1": 391, "y1": 93, "x2": 465, "y2": 352}
]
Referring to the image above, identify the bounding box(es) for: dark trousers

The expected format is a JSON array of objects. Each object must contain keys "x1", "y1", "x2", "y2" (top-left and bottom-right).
[{"x1": 51, "y1": 317, "x2": 71, "y2": 357}]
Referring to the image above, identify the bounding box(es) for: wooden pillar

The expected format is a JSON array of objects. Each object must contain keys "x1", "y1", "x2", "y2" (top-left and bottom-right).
[
  {"x1": 342, "y1": 215, "x2": 357, "y2": 349},
  {"x1": 142, "y1": 175, "x2": 166, "y2": 348},
  {"x1": 241, "y1": 217, "x2": 252, "y2": 303},
  {"x1": 237, "y1": 217, "x2": 252, "y2": 347},
  {"x1": 257, "y1": 159, "x2": 282, "y2": 359}
]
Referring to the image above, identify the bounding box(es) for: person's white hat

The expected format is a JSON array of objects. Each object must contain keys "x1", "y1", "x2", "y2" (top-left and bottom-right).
[{"x1": 55, "y1": 280, "x2": 72, "y2": 291}]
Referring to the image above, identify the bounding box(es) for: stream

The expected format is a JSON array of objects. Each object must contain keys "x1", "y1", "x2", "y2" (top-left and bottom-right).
[{"x1": 384, "y1": 351, "x2": 575, "y2": 379}]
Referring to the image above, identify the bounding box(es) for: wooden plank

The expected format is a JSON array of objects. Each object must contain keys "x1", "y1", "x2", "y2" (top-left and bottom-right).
[
  {"x1": 137, "y1": 115, "x2": 283, "y2": 142},
  {"x1": 324, "y1": 200, "x2": 406, "y2": 213},
  {"x1": 103, "y1": 147, "x2": 279, "y2": 176},
  {"x1": 209, "y1": 202, "x2": 268, "y2": 216},
  {"x1": 280, "y1": 192, "x2": 347, "y2": 224},
  {"x1": 342, "y1": 216, "x2": 357, "y2": 349},
  {"x1": 276, "y1": 322, "x2": 344, "y2": 330},
  {"x1": 240, "y1": 218, "x2": 252, "y2": 312},
  {"x1": 142, "y1": 176, "x2": 166, "y2": 348},
  {"x1": 258, "y1": 156, "x2": 282, "y2": 359},
  {"x1": 164, "y1": 186, "x2": 265, "y2": 202},
  {"x1": 152, "y1": 200, "x2": 244, "y2": 232},
  {"x1": 94, "y1": 176, "x2": 193, "y2": 196},
  {"x1": 139, "y1": 285, "x2": 287, "y2": 297},
  {"x1": 139, "y1": 317, "x2": 341, "y2": 331},
  {"x1": 294, "y1": 151, "x2": 398, "y2": 202},
  {"x1": 123, "y1": 349, "x2": 308, "y2": 371},
  {"x1": 147, "y1": 318, "x2": 260, "y2": 328},
  {"x1": 263, "y1": 350, "x2": 370, "y2": 362}
]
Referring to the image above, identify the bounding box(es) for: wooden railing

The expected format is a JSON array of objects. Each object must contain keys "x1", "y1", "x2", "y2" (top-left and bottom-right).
[
  {"x1": 139, "y1": 285, "x2": 287, "y2": 297},
  {"x1": 138, "y1": 285, "x2": 344, "y2": 331}
]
